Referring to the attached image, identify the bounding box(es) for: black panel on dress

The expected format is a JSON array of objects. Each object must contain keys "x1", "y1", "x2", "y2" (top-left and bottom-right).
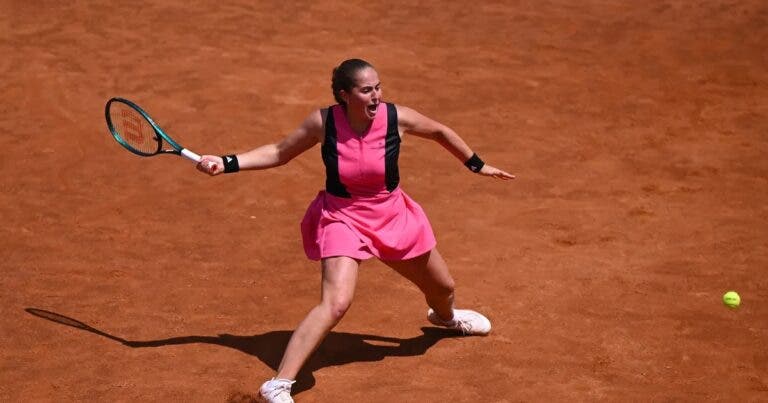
[
  {"x1": 321, "y1": 106, "x2": 351, "y2": 198},
  {"x1": 385, "y1": 103, "x2": 401, "y2": 192}
]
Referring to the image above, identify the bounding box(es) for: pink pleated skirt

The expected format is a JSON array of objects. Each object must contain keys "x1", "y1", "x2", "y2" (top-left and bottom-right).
[{"x1": 300, "y1": 188, "x2": 436, "y2": 261}]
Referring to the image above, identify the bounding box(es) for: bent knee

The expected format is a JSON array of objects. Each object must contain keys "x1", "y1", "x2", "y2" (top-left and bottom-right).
[{"x1": 323, "y1": 298, "x2": 353, "y2": 321}]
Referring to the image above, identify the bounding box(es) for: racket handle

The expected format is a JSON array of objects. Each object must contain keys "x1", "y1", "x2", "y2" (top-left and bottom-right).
[{"x1": 180, "y1": 149, "x2": 202, "y2": 163}]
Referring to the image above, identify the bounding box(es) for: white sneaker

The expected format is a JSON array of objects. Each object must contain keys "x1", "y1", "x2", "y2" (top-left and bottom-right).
[
  {"x1": 427, "y1": 308, "x2": 492, "y2": 336},
  {"x1": 259, "y1": 378, "x2": 295, "y2": 403}
]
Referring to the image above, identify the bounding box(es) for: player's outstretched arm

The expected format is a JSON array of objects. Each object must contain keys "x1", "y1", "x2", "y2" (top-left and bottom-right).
[
  {"x1": 397, "y1": 105, "x2": 515, "y2": 180},
  {"x1": 196, "y1": 109, "x2": 323, "y2": 176}
]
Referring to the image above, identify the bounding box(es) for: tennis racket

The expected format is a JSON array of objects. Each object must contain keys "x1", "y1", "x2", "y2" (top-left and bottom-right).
[{"x1": 105, "y1": 97, "x2": 203, "y2": 164}]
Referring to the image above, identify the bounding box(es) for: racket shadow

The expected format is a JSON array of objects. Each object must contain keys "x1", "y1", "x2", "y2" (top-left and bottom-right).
[{"x1": 25, "y1": 307, "x2": 460, "y2": 396}]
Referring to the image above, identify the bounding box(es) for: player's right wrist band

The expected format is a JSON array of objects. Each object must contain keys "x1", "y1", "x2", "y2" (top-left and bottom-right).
[
  {"x1": 221, "y1": 154, "x2": 240, "y2": 173},
  {"x1": 464, "y1": 153, "x2": 485, "y2": 173}
]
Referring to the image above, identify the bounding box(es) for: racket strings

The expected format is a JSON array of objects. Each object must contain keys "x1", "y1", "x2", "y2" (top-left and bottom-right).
[{"x1": 109, "y1": 104, "x2": 161, "y2": 155}]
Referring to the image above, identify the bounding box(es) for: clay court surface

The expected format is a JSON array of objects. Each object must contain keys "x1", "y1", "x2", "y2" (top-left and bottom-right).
[{"x1": 1, "y1": 1, "x2": 767, "y2": 401}]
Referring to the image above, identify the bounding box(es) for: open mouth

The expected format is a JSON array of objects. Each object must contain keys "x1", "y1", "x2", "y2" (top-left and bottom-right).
[{"x1": 367, "y1": 104, "x2": 379, "y2": 114}]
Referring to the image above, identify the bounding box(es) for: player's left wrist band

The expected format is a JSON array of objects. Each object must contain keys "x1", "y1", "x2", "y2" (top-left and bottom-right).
[
  {"x1": 464, "y1": 153, "x2": 485, "y2": 173},
  {"x1": 221, "y1": 155, "x2": 240, "y2": 173}
]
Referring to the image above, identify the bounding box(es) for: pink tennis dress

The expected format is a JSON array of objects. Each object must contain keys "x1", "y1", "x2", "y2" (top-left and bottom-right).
[{"x1": 300, "y1": 103, "x2": 436, "y2": 261}]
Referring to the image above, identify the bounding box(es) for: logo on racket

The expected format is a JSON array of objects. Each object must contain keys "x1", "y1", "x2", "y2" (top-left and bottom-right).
[{"x1": 121, "y1": 110, "x2": 145, "y2": 143}]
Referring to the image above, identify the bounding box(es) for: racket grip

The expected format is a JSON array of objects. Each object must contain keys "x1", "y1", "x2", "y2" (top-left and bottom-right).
[{"x1": 180, "y1": 149, "x2": 202, "y2": 163}]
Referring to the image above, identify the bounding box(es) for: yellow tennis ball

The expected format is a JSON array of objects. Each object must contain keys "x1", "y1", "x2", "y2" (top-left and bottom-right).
[{"x1": 723, "y1": 291, "x2": 741, "y2": 308}]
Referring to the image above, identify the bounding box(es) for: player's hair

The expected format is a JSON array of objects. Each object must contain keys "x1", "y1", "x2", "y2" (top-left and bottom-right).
[{"x1": 331, "y1": 59, "x2": 374, "y2": 105}]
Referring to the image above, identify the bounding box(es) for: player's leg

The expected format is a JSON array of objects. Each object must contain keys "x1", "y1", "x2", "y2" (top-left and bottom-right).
[
  {"x1": 277, "y1": 256, "x2": 359, "y2": 378},
  {"x1": 382, "y1": 248, "x2": 491, "y2": 335},
  {"x1": 260, "y1": 256, "x2": 359, "y2": 402},
  {"x1": 382, "y1": 248, "x2": 455, "y2": 320}
]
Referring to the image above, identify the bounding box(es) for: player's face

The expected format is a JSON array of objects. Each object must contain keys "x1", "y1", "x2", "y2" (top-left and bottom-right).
[{"x1": 342, "y1": 67, "x2": 382, "y2": 121}]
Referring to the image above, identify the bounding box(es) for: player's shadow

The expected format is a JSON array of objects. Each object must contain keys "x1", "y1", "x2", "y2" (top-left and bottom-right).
[{"x1": 25, "y1": 307, "x2": 459, "y2": 396}]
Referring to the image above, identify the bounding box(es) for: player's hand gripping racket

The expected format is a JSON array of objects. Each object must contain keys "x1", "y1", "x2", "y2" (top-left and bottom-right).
[{"x1": 105, "y1": 97, "x2": 205, "y2": 164}]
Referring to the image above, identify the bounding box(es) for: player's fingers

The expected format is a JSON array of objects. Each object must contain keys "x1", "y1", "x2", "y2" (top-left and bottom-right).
[
  {"x1": 486, "y1": 168, "x2": 514, "y2": 180},
  {"x1": 195, "y1": 161, "x2": 208, "y2": 173},
  {"x1": 197, "y1": 158, "x2": 219, "y2": 175},
  {"x1": 499, "y1": 171, "x2": 515, "y2": 180}
]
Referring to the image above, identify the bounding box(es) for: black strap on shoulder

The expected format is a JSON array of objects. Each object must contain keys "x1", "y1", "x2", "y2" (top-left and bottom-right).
[
  {"x1": 384, "y1": 103, "x2": 401, "y2": 192},
  {"x1": 321, "y1": 106, "x2": 351, "y2": 198}
]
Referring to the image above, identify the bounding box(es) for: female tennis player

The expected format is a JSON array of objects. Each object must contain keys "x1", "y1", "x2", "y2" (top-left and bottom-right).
[{"x1": 196, "y1": 59, "x2": 514, "y2": 403}]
